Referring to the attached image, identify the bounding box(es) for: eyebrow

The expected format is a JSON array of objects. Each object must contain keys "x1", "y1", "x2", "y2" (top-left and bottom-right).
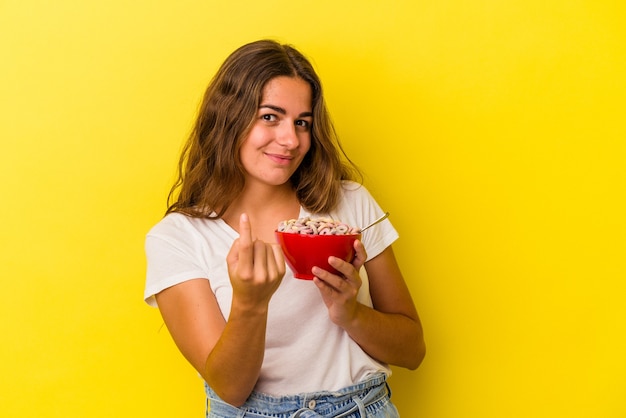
[{"x1": 259, "y1": 104, "x2": 313, "y2": 118}]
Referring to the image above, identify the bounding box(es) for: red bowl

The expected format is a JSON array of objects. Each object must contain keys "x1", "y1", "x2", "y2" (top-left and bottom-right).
[{"x1": 275, "y1": 231, "x2": 361, "y2": 280}]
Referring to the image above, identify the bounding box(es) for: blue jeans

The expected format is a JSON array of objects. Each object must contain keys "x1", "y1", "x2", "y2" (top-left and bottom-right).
[{"x1": 205, "y1": 373, "x2": 399, "y2": 418}]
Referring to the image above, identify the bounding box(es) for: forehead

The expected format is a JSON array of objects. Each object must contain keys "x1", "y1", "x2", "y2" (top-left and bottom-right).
[{"x1": 261, "y1": 76, "x2": 312, "y2": 108}]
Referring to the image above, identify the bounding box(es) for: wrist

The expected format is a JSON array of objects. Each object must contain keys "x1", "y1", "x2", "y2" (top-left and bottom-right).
[
  {"x1": 333, "y1": 301, "x2": 363, "y2": 331},
  {"x1": 229, "y1": 297, "x2": 270, "y2": 319}
]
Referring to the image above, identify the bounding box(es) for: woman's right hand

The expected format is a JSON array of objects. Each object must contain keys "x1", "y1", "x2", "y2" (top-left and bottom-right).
[
  {"x1": 203, "y1": 213, "x2": 285, "y2": 406},
  {"x1": 226, "y1": 213, "x2": 286, "y2": 309}
]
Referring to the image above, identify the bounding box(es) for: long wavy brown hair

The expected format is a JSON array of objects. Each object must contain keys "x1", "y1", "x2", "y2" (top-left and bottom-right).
[{"x1": 166, "y1": 39, "x2": 361, "y2": 218}]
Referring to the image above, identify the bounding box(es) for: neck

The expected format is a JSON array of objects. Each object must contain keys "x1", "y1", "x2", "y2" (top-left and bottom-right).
[
  {"x1": 222, "y1": 183, "x2": 301, "y2": 241},
  {"x1": 237, "y1": 182, "x2": 295, "y2": 209}
]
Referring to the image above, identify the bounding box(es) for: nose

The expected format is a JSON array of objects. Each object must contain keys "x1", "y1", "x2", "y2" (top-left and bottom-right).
[{"x1": 277, "y1": 123, "x2": 299, "y2": 149}]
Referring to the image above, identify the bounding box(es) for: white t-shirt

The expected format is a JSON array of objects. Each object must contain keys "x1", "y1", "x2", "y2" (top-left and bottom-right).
[{"x1": 144, "y1": 181, "x2": 399, "y2": 395}]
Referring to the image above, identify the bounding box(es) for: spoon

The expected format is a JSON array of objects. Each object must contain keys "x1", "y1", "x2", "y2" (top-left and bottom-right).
[{"x1": 360, "y1": 212, "x2": 390, "y2": 233}]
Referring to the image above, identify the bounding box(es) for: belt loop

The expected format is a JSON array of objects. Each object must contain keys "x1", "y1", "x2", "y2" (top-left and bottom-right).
[{"x1": 352, "y1": 395, "x2": 366, "y2": 417}]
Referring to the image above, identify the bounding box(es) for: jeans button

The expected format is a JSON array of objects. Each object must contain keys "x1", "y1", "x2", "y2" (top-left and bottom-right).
[{"x1": 308, "y1": 400, "x2": 316, "y2": 409}]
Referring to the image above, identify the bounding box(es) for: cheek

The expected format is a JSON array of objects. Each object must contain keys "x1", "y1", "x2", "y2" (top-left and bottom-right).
[
  {"x1": 245, "y1": 125, "x2": 269, "y2": 146},
  {"x1": 300, "y1": 133, "x2": 312, "y2": 152},
  {"x1": 238, "y1": 139, "x2": 259, "y2": 169}
]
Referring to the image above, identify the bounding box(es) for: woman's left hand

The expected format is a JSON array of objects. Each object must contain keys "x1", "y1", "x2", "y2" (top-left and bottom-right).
[{"x1": 312, "y1": 239, "x2": 367, "y2": 327}]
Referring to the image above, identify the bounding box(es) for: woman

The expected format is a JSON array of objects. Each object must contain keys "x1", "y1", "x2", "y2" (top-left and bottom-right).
[{"x1": 144, "y1": 39, "x2": 425, "y2": 417}]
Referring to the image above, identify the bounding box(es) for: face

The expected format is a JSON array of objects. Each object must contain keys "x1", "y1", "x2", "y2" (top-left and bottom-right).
[{"x1": 239, "y1": 76, "x2": 312, "y2": 189}]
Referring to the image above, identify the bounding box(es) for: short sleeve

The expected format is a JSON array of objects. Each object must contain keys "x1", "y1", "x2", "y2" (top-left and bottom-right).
[
  {"x1": 144, "y1": 220, "x2": 208, "y2": 307},
  {"x1": 338, "y1": 182, "x2": 399, "y2": 261}
]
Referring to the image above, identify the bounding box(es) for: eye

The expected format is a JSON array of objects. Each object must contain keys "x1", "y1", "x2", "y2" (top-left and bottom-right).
[
  {"x1": 295, "y1": 119, "x2": 311, "y2": 129},
  {"x1": 261, "y1": 114, "x2": 278, "y2": 122}
]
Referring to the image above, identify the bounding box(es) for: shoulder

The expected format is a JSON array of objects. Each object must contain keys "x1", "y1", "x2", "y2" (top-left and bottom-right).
[
  {"x1": 326, "y1": 181, "x2": 379, "y2": 228},
  {"x1": 146, "y1": 212, "x2": 235, "y2": 249},
  {"x1": 335, "y1": 181, "x2": 398, "y2": 259},
  {"x1": 147, "y1": 212, "x2": 200, "y2": 239},
  {"x1": 337, "y1": 180, "x2": 381, "y2": 213},
  {"x1": 145, "y1": 213, "x2": 202, "y2": 258},
  {"x1": 339, "y1": 180, "x2": 372, "y2": 202}
]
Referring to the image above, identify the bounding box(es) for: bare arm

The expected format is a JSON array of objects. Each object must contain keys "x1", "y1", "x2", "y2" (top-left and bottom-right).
[
  {"x1": 155, "y1": 214, "x2": 285, "y2": 407},
  {"x1": 312, "y1": 242, "x2": 425, "y2": 369}
]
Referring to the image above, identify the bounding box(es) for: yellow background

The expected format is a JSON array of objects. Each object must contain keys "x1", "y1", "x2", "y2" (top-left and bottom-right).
[{"x1": 1, "y1": 0, "x2": 625, "y2": 416}]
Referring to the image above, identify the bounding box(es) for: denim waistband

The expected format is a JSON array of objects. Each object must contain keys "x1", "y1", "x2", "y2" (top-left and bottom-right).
[{"x1": 206, "y1": 372, "x2": 393, "y2": 418}]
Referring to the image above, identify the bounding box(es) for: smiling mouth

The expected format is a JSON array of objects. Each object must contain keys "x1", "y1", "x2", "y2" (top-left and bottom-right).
[{"x1": 267, "y1": 153, "x2": 294, "y2": 163}]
